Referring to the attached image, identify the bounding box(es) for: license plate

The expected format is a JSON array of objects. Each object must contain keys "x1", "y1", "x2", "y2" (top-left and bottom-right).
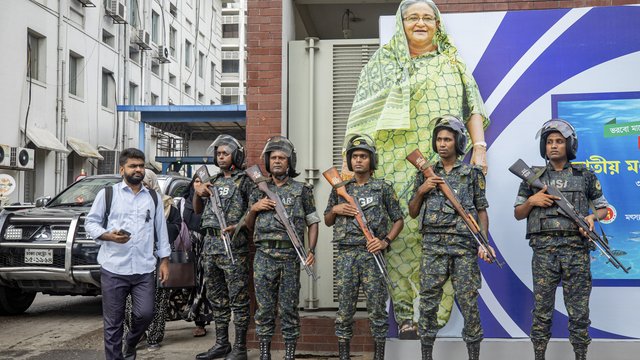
[{"x1": 24, "y1": 249, "x2": 53, "y2": 264}]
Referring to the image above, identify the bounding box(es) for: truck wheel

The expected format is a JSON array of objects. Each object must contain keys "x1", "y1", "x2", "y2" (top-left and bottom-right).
[{"x1": 0, "y1": 286, "x2": 36, "y2": 315}]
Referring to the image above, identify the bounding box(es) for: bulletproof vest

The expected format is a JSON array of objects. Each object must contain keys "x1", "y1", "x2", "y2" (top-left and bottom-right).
[
  {"x1": 334, "y1": 179, "x2": 388, "y2": 246},
  {"x1": 255, "y1": 179, "x2": 307, "y2": 243},
  {"x1": 201, "y1": 171, "x2": 249, "y2": 229},
  {"x1": 526, "y1": 165, "x2": 589, "y2": 238},
  {"x1": 421, "y1": 164, "x2": 479, "y2": 236}
]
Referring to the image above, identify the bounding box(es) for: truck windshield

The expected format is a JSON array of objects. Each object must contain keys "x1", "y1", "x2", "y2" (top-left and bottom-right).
[{"x1": 48, "y1": 178, "x2": 121, "y2": 207}]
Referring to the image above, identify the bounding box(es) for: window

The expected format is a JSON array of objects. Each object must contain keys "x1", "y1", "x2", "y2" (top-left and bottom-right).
[
  {"x1": 186, "y1": 19, "x2": 193, "y2": 32},
  {"x1": 128, "y1": 0, "x2": 139, "y2": 28},
  {"x1": 151, "y1": 61, "x2": 160, "y2": 75},
  {"x1": 169, "y1": 72, "x2": 176, "y2": 86},
  {"x1": 198, "y1": 52, "x2": 204, "y2": 78},
  {"x1": 151, "y1": 11, "x2": 159, "y2": 44},
  {"x1": 101, "y1": 69, "x2": 115, "y2": 109},
  {"x1": 151, "y1": 93, "x2": 159, "y2": 105},
  {"x1": 198, "y1": 92, "x2": 204, "y2": 103},
  {"x1": 222, "y1": 60, "x2": 239, "y2": 73},
  {"x1": 129, "y1": 46, "x2": 140, "y2": 64},
  {"x1": 169, "y1": 3, "x2": 177, "y2": 18},
  {"x1": 210, "y1": 62, "x2": 216, "y2": 86},
  {"x1": 185, "y1": 40, "x2": 192, "y2": 67},
  {"x1": 102, "y1": 29, "x2": 115, "y2": 47},
  {"x1": 69, "y1": 6, "x2": 84, "y2": 27},
  {"x1": 169, "y1": 26, "x2": 177, "y2": 57},
  {"x1": 128, "y1": 82, "x2": 138, "y2": 118},
  {"x1": 184, "y1": 83, "x2": 191, "y2": 95},
  {"x1": 27, "y1": 31, "x2": 45, "y2": 82},
  {"x1": 69, "y1": 51, "x2": 84, "y2": 97},
  {"x1": 222, "y1": 24, "x2": 239, "y2": 38},
  {"x1": 221, "y1": 95, "x2": 238, "y2": 105}
]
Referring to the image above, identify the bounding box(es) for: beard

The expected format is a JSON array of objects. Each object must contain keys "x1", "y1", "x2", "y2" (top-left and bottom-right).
[{"x1": 125, "y1": 172, "x2": 144, "y2": 185}]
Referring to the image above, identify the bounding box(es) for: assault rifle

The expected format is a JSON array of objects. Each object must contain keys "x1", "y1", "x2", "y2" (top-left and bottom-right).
[
  {"x1": 196, "y1": 165, "x2": 236, "y2": 264},
  {"x1": 406, "y1": 149, "x2": 503, "y2": 267},
  {"x1": 322, "y1": 167, "x2": 394, "y2": 288},
  {"x1": 509, "y1": 159, "x2": 630, "y2": 273},
  {"x1": 245, "y1": 165, "x2": 318, "y2": 280}
]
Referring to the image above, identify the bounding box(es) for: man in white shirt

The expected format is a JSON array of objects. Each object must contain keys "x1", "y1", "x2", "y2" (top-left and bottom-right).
[{"x1": 85, "y1": 148, "x2": 171, "y2": 360}]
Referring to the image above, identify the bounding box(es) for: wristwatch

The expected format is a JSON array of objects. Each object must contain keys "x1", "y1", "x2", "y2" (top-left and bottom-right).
[
  {"x1": 383, "y1": 237, "x2": 392, "y2": 247},
  {"x1": 309, "y1": 248, "x2": 316, "y2": 255}
]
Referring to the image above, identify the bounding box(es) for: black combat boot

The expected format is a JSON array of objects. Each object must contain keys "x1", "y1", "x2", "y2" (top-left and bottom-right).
[
  {"x1": 284, "y1": 341, "x2": 296, "y2": 360},
  {"x1": 467, "y1": 341, "x2": 480, "y2": 360},
  {"x1": 196, "y1": 326, "x2": 232, "y2": 360},
  {"x1": 373, "y1": 339, "x2": 385, "y2": 360},
  {"x1": 573, "y1": 344, "x2": 588, "y2": 360},
  {"x1": 421, "y1": 343, "x2": 434, "y2": 360},
  {"x1": 224, "y1": 328, "x2": 248, "y2": 360},
  {"x1": 259, "y1": 337, "x2": 271, "y2": 360},
  {"x1": 532, "y1": 340, "x2": 547, "y2": 360},
  {"x1": 338, "y1": 339, "x2": 350, "y2": 360}
]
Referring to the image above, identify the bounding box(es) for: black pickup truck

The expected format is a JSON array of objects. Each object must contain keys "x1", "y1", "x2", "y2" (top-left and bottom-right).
[{"x1": 0, "y1": 174, "x2": 189, "y2": 314}]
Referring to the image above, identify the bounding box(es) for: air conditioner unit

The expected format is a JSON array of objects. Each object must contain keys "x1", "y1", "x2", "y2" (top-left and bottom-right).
[
  {"x1": 105, "y1": 0, "x2": 127, "y2": 24},
  {"x1": 134, "y1": 29, "x2": 152, "y2": 50},
  {"x1": 11, "y1": 147, "x2": 35, "y2": 170},
  {"x1": 153, "y1": 46, "x2": 171, "y2": 64},
  {"x1": 0, "y1": 144, "x2": 10, "y2": 168}
]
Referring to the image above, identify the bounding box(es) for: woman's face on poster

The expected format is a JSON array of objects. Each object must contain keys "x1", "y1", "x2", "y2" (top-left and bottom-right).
[{"x1": 402, "y1": 2, "x2": 439, "y2": 50}]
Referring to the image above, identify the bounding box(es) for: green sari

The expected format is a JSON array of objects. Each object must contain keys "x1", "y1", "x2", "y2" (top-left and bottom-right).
[{"x1": 345, "y1": 0, "x2": 489, "y2": 328}]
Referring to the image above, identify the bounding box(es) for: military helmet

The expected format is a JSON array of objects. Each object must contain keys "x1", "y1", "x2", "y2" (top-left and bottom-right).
[
  {"x1": 207, "y1": 134, "x2": 245, "y2": 168},
  {"x1": 535, "y1": 119, "x2": 578, "y2": 160},
  {"x1": 345, "y1": 134, "x2": 378, "y2": 171},
  {"x1": 432, "y1": 115, "x2": 467, "y2": 156},
  {"x1": 261, "y1": 136, "x2": 299, "y2": 177}
]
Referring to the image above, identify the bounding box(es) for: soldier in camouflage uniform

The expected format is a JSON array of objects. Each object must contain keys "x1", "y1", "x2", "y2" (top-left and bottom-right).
[
  {"x1": 408, "y1": 116, "x2": 494, "y2": 360},
  {"x1": 514, "y1": 119, "x2": 609, "y2": 360},
  {"x1": 324, "y1": 135, "x2": 404, "y2": 360},
  {"x1": 245, "y1": 136, "x2": 320, "y2": 360},
  {"x1": 194, "y1": 135, "x2": 254, "y2": 360}
]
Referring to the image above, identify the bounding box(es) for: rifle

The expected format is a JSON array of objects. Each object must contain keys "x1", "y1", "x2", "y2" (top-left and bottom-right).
[
  {"x1": 245, "y1": 165, "x2": 319, "y2": 280},
  {"x1": 406, "y1": 149, "x2": 503, "y2": 267},
  {"x1": 322, "y1": 167, "x2": 394, "y2": 288},
  {"x1": 195, "y1": 165, "x2": 236, "y2": 264},
  {"x1": 508, "y1": 159, "x2": 630, "y2": 273}
]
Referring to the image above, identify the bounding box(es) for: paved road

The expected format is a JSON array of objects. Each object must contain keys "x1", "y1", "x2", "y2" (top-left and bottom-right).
[{"x1": 0, "y1": 294, "x2": 335, "y2": 360}]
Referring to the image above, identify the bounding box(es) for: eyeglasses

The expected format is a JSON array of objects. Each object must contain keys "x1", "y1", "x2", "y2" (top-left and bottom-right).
[{"x1": 403, "y1": 15, "x2": 437, "y2": 24}]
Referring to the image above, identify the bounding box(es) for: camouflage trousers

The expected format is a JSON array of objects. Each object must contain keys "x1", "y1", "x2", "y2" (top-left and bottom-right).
[
  {"x1": 419, "y1": 235, "x2": 482, "y2": 345},
  {"x1": 203, "y1": 251, "x2": 250, "y2": 331},
  {"x1": 253, "y1": 248, "x2": 301, "y2": 341},
  {"x1": 531, "y1": 245, "x2": 592, "y2": 346},
  {"x1": 335, "y1": 246, "x2": 389, "y2": 340}
]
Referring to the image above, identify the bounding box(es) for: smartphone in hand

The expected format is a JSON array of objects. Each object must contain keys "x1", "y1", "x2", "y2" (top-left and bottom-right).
[{"x1": 118, "y1": 229, "x2": 131, "y2": 236}]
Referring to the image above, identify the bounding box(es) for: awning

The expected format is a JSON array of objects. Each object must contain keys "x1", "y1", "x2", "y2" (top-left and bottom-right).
[
  {"x1": 67, "y1": 136, "x2": 104, "y2": 160},
  {"x1": 25, "y1": 127, "x2": 70, "y2": 154}
]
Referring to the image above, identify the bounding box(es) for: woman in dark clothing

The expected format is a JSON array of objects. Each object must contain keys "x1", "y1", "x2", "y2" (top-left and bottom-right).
[{"x1": 174, "y1": 175, "x2": 213, "y2": 337}]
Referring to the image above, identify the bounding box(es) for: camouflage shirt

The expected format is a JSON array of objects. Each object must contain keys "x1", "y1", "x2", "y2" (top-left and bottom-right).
[
  {"x1": 324, "y1": 177, "x2": 404, "y2": 246},
  {"x1": 249, "y1": 177, "x2": 320, "y2": 244},
  {"x1": 514, "y1": 162, "x2": 608, "y2": 249},
  {"x1": 413, "y1": 160, "x2": 488, "y2": 238}
]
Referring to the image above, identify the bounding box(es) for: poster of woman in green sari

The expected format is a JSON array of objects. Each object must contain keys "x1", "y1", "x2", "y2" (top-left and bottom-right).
[{"x1": 345, "y1": 0, "x2": 490, "y2": 338}]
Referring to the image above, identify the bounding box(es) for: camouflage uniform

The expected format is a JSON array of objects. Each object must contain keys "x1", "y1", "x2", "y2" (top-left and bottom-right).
[
  {"x1": 514, "y1": 162, "x2": 608, "y2": 348},
  {"x1": 414, "y1": 160, "x2": 488, "y2": 345},
  {"x1": 325, "y1": 178, "x2": 404, "y2": 340},
  {"x1": 200, "y1": 169, "x2": 254, "y2": 332},
  {"x1": 250, "y1": 177, "x2": 320, "y2": 341}
]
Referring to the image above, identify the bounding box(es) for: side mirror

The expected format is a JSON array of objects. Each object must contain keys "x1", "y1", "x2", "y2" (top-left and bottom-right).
[{"x1": 34, "y1": 196, "x2": 51, "y2": 208}]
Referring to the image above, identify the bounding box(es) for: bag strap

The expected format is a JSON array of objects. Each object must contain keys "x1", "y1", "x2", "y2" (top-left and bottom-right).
[
  {"x1": 102, "y1": 185, "x2": 113, "y2": 229},
  {"x1": 148, "y1": 189, "x2": 159, "y2": 248}
]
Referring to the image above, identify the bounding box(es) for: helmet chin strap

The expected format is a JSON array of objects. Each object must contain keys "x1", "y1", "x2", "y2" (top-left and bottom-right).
[{"x1": 273, "y1": 166, "x2": 290, "y2": 181}]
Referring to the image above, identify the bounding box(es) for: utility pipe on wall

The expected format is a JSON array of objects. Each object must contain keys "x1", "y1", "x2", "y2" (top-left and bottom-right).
[{"x1": 304, "y1": 37, "x2": 320, "y2": 310}]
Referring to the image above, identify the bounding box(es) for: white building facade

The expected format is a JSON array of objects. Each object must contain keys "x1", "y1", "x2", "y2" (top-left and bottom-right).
[{"x1": 0, "y1": 0, "x2": 229, "y2": 204}]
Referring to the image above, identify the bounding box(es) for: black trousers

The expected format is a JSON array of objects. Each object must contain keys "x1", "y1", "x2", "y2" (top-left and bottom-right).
[{"x1": 101, "y1": 268, "x2": 155, "y2": 360}]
